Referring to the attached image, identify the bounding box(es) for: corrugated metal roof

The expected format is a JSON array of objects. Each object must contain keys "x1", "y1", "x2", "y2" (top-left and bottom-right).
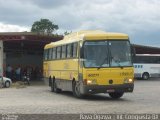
[{"x1": 0, "y1": 32, "x2": 63, "y2": 42}]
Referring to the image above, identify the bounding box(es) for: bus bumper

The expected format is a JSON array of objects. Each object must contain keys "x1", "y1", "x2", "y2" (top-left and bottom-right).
[{"x1": 81, "y1": 83, "x2": 134, "y2": 94}]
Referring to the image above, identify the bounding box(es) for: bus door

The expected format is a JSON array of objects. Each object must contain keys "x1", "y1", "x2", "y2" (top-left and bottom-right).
[{"x1": 43, "y1": 62, "x2": 49, "y2": 78}]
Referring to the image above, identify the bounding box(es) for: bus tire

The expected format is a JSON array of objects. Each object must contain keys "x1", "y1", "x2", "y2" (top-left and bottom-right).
[
  {"x1": 72, "y1": 81, "x2": 83, "y2": 98},
  {"x1": 109, "y1": 92, "x2": 124, "y2": 99},
  {"x1": 142, "y1": 72, "x2": 149, "y2": 80},
  {"x1": 53, "y1": 80, "x2": 61, "y2": 93},
  {"x1": 49, "y1": 76, "x2": 52, "y2": 86},
  {"x1": 50, "y1": 78, "x2": 54, "y2": 92}
]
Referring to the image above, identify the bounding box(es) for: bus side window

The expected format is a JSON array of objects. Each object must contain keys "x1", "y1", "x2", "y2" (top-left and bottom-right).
[
  {"x1": 48, "y1": 48, "x2": 52, "y2": 60},
  {"x1": 138, "y1": 65, "x2": 142, "y2": 68},
  {"x1": 44, "y1": 49, "x2": 49, "y2": 60},
  {"x1": 52, "y1": 48, "x2": 56, "y2": 59},
  {"x1": 73, "y1": 42, "x2": 78, "y2": 58},
  {"x1": 67, "y1": 44, "x2": 72, "y2": 58},
  {"x1": 62, "y1": 45, "x2": 67, "y2": 59},
  {"x1": 57, "y1": 46, "x2": 62, "y2": 59}
]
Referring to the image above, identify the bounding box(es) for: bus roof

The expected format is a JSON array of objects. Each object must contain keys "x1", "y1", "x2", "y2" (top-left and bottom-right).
[{"x1": 44, "y1": 30, "x2": 129, "y2": 49}]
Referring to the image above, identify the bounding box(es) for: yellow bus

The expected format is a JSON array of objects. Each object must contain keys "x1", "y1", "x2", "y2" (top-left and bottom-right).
[{"x1": 43, "y1": 30, "x2": 134, "y2": 99}]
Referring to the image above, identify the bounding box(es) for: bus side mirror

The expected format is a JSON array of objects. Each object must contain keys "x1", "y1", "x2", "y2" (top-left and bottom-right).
[{"x1": 131, "y1": 46, "x2": 136, "y2": 57}]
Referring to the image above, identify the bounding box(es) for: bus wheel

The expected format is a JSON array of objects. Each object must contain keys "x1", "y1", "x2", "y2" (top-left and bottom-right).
[
  {"x1": 49, "y1": 76, "x2": 52, "y2": 86},
  {"x1": 50, "y1": 79, "x2": 54, "y2": 92},
  {"x1": 53, "y1": 81, "x2": 61, "y2": 93},
  {"x1": 73, "y1": 81, "x2": 83, "y2": 98},
  {"x1": 142, "y1": 73, "x2": 149, "y2": 80},
  {"x1": 109, "y1": 92, "x2": 124, "y2": 99}
]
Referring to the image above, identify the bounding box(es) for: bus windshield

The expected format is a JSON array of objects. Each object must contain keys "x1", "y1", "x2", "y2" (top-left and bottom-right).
[{"x1": 83, "y1": 40, "x2": 132, "y2": 68}]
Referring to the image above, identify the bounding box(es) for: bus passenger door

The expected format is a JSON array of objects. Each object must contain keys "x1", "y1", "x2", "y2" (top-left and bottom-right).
[{"x1": 43, "y1": 62, "x2": 49, "y2": 78}]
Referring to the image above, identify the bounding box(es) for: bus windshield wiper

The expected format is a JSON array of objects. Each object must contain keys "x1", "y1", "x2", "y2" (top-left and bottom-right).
[
  {"x1": 97, "y1": 57, "x2": 108, "y2": 70},
  {"x1": 114, "y1": 60, "x2": 124, "y2": 69}
]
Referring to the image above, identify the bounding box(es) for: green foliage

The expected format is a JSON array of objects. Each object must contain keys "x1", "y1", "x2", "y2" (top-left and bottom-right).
[
  {"x1": 64, "y1": 31, "x2": 72, "y2": 35},
  {"x1": 31, "y1": 19, "x2": 59, "y2": 35}
]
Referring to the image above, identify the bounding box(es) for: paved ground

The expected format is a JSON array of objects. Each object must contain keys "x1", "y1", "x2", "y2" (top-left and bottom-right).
[{"x1": 0, "y1": 79, "x2": 160, "y2": 114}]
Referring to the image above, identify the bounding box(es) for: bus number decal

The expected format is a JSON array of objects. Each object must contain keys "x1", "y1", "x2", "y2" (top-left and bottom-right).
[
  {"x1": 120, "y1": 72, "x2": 133, "y2": 76},
  {"x1": 88, "y1": 74, "x2": 99, "y2": 77}
]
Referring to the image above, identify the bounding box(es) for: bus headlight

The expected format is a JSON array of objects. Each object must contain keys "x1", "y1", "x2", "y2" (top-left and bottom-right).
[
  {"x1": 87, "y1": 80, "x2": 92, "y2": 84},
  {"x1": 124, "y1": 78, "x2": 133, "y2": 83},
  {"x1": 128, "y1": 78, "x2": 133, "y2": 82},
  {"x1": 86, "y1": 79, "x2": 97, "y2": 85}
]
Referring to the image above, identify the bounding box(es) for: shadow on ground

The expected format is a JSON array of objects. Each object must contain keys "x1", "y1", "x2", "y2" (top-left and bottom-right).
[{"x1": 49, "y1": 90, "x2": 129, "y2": 102}]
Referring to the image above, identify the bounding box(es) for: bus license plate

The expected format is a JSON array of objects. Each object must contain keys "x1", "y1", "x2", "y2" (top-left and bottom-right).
[{"x1": 107, "y1": 89, "x2": 115, "y2": 92}]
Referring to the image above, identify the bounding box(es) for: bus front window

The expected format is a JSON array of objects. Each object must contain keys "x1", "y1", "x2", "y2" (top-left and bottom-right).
[
  {"x1": 84, "y1": 41, "x2": 109, "y2": 68},
  {"x1": 109, "y1": 41, "x2": 132, "y2": 67},
  {"x1": 83, "y1": 40, "x2": 132, "y2": 68}
]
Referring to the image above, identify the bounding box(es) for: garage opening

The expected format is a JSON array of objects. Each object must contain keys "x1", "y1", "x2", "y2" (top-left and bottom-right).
[{"x1": 0, "y1": 32, "x2": 63, "y2": 82}]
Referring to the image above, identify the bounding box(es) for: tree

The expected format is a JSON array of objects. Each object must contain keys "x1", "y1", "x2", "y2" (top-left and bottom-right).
[
  {"x1": 64, "y1": 31, "x2": 72, "y2": 35},
  {"x1": 31, "y1": 19, "x2": 59, "y2": 35}
]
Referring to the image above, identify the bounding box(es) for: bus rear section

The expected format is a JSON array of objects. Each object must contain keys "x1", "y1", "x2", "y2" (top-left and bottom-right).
[
  {"x1": 133, "y1": 54, "x2": 160, "y2": 80},
  {"x1": 134, "y1": 64, "x2": 160, "y2": 80}
]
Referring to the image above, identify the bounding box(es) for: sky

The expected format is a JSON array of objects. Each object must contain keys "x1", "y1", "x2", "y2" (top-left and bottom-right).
[{"x1": 0, "y1": 0, "x2": 160, "y2": 47}]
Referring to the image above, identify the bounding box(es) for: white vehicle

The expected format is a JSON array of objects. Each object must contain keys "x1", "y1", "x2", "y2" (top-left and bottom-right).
[
  {"x1": 133, "y1": 54, "x2": 160, "y2": 80},
  {"x1": 0, "y1": 76, "x2": 12, "y2": 88}
]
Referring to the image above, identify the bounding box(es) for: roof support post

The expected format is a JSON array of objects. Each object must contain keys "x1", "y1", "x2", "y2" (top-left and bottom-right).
[{"x1": 0, "y1": 40, "x2": 3, "y2": 76}]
